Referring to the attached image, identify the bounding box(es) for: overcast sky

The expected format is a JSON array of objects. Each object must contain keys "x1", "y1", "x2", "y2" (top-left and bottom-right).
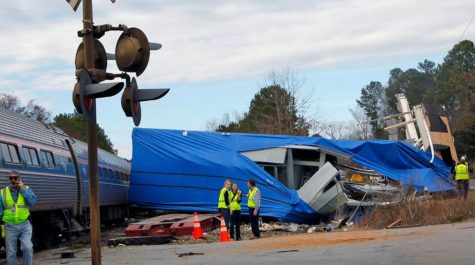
[{"x1": 1, "y1": 0, "x2": 474, "y2": 158}]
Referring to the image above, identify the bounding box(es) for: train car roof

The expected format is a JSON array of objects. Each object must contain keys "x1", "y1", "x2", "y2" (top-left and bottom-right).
[
  {"x1": 72, "y1": 139, "x2": 131, "y2": 172},
  {"x1": 0, "y1": 107, "x2": 69, "y2": 149},
  {"x1": 0, "y1": 108, "x2": 130, "y2": 171}
]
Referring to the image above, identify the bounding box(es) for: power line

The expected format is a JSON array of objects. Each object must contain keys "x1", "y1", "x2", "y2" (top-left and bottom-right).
[{"x1": 459, "y1": 12, "x2": 475, "y2": 41}]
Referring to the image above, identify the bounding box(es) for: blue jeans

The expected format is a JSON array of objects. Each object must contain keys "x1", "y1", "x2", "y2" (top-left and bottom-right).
[
  {"x1": 219, "y1": 208, "x2": 231, "y2": 230},
  {"x1": 4, "y1": 220, "x2": 33, "y2": 265}
]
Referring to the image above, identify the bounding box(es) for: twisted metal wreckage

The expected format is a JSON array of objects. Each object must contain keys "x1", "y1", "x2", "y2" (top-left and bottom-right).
[
  {"x1": 128, "y1": 127, "x2": 455, "y2": 224},
  {"x1": 128, "y1": 91, "x2": 458, "y2": 225}
]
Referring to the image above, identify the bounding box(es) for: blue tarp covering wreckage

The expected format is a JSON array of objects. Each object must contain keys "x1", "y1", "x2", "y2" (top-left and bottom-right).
[{"x1": 129, "y1": 128, "x2": 455, "y2": 223}]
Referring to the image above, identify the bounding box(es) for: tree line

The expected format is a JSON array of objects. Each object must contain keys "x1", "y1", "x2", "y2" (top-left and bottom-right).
[{"x1": 0, "y1": 93, "x2": 116, "y2": 153}]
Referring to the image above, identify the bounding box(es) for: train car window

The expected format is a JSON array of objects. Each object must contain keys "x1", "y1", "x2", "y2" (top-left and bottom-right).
[
  {"x1": 30, "y1": 149, "x2": 39, "y2": 166},
  {"x1": 23, "y1": 147, "x2": 32, "y2": 165},
  {"x1": 39, "y1": 151, "x2": 46, "y2": 166},
  {"x1": 108, "y1": 169, "x2": 113, "y2": 179},
  {"x1": 47, "y1": 152, "x2": 55, "y2": 167},
  {"x1": 1, "y1": 143, "x2": 21, "y2": 164},
  {"x1": 23, "y1": 147, "x2": 39, "y2": 166},
  {"x1": 0, "y1": 143, "x2": 11, "y2": 162},
  {"x1": 9, "y1": 145, "x2": 20, "y2": 164},
  {"x1": 40, "y1": 150, "x2": 56, "y2": 168}
]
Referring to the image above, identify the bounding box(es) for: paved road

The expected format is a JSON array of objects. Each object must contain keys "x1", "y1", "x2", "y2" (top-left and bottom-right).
[{"x1": 35, "y1": 221, "x2": 475, "y2": 265}]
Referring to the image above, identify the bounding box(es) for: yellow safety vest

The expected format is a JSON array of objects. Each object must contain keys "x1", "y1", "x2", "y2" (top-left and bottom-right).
[
  {"x1": 218, "y1": 188, "x2": 228, "y2": 209},
  {"x1": 455, "y1": 163, "x2": 470, "y2": 180},
  {"x1": 247, "y1": 187, "x2": 260, "y2": 208},
  {"x1": 230, "y1": 191, "x2": 241, "y2": 211},
  {"x1": 1, "y1": 187, "x2": 30, "y2": 224}
]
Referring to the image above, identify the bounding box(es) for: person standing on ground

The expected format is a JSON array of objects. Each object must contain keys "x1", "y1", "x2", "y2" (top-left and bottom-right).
[
  {"x1": 247, "y1": 178, "x2": 261, "y2": 239},
  {"x1": 455, "y1": 156, "x2": 470, "y2": 199},
  {"x1": 218, "y1": 179, "x2": 231, "y2": 230},
  {"x1": 229, "y1": 183, "x2": 242, "y2": 241},
  {"x1": 0, "y1": 170, "x2": 37, "y2": 265}
]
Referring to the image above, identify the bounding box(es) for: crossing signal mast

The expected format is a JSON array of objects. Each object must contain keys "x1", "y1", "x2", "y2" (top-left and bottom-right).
[{"x1": 67, "y1": 0, "x2": 169, "y2": 264}]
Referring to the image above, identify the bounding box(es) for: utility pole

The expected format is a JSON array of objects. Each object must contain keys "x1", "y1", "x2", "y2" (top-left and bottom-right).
[{"x1": 81, "y1": 1, "x2": 101, "y2": 264}]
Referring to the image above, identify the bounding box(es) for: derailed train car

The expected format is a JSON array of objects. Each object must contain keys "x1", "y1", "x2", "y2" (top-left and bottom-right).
[
  {"x1": 0, "y1": 108, "x2": 130, "y2": 247},
  {"x1": 129, "y1": 128, "x2": 455, "y2": 224}
]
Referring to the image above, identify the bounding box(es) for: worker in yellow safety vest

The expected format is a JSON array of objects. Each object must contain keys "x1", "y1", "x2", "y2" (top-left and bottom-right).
[
  {"x1": 0, "y1": 170, "x2": 36, "y2": 265},
  {"x1": 247, "y1": 178, "x2": 261, "y2": 239},
  {"x1": 229, "y1": 183, "x2": 242, "y2": 240},
  {"x1": 217, "y1": 179, "x2": 231, "y2": 230},
  {"x1": 455, "y1": 156, "x2": 470, "y2": 199}
]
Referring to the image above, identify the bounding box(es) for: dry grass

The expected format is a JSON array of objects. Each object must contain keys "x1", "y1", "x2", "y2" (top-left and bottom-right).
[{"x1": 360, "y1": 191, "x2": 475, "y2": 229}]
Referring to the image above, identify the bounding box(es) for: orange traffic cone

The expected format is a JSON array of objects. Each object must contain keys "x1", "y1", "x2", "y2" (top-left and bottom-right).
[
  {"x1": 193, "y1": 212, "x2": 204, "y2": 239},
  {"x1": 219, "y1": 216, "x2": 231, "y2": 242}
]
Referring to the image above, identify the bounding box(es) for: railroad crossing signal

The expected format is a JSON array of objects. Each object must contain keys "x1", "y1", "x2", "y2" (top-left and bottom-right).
[
  {"x1": 72, "y1": 24, "x2": 169, "y2": 126},
  {"x1": 75, "y1": 39, "x2": 108, "y2": 71},
  {"x1": 115, "y1": 27, "x2": 150, "y2": 77},
  {"x1": 121, "y1": 77, "x2": 169, "y2": 126},
  {"x1": 73, "y1": 70, "x2": 124, "y2": 120}
]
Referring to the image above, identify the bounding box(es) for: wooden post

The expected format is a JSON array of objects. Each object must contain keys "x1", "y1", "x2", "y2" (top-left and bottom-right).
[{"x1": 82, "y1": 0, "x2": 102, "y2": 264}]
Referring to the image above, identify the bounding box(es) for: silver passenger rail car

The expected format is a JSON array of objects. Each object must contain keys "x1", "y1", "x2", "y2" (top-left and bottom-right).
[{"x1": 0, "y1": 108, "x2": 130, "y2": 248}]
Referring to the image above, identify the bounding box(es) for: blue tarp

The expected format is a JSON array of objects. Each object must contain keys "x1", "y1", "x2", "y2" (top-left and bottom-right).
[{"x1": 129, "y1": 128, "x2": 455, "y2": 223}]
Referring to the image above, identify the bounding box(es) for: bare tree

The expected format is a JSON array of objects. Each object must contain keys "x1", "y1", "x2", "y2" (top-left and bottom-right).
[
  {"x1": 348, "y1": 105, "x2": 372, "y2": 140},
  {"x1": 21, "y1": 100, "x2": 52, "y2": 123},
  {"x1": 311, "y1": 120, "x2": 350, "y2": 140},
  {"x1": 205, "y1": 111, "x2": 244, "y2": 132},
  {"x1": 0, "y1": 94, "x2": 51, "y2": 123},
  {"x1": 0, "y1": 93, "x2": 20, "y2": 111}
]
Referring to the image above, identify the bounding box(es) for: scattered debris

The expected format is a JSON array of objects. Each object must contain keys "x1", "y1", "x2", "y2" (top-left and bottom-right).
[
  {"x1": 307, "y1": 227, "x2": 317, "y2": 233},
  {"x1": 285, "y1": 223, "x2": 299, "y2": 232},
  {"x1": 385, "y1": 218, "x2": 403, "y2": 229},
  {"x1": 385, "y1": 224, "x2": 423, "y2": 229},
  {"x1": 124, "y1": 213, "x2": 221, "y2": 237},
  {"x1": 107, "y1": 235, "x2": 173, "y2": 246},
  {"x1": 53, "y1": 250, "x2": 77, "y2": 259},
  {"x1": 177, "y1": 252, "x2": 205, "y2": 257},
  {"x1": 324, "y1": 224, "x2": 335, "y2": 232},
  {"x1": 276, "y1": 250, "x2": 299, "y2": 253}
]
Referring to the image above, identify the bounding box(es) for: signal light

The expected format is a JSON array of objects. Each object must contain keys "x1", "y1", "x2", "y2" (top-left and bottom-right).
[
  {"x1": 121, "y1": 77, "x2": 169, "y2": 126},
  {"x1": 75, "y1": 39, "x2": 108, "y2": 70},
  {"x1": 73, "y1": 70, "x2": 124, "y2": 121},
  {"x1": 115, "y1": 27, "x2": 150, "y2": 76}
]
